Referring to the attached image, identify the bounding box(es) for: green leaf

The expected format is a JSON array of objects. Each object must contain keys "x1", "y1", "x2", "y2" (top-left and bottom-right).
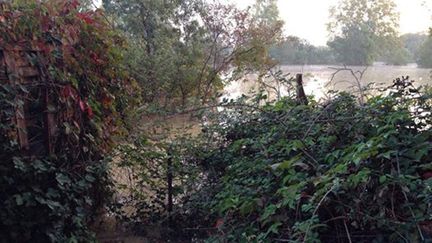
[
  {"x1": 378, "y1": 151, "x2": 395, "y2": 159},
  {"x1": 278, "y1": 155, "x2": 302, "y2": 170},
  {"x1": 260, "y1": 204, "x2": 278, "y2": 223},
  {"x1": 278, "y1": 182, "x2": 305, "y2": 209},
  {"x1": 32, "y1": 160, "x2": 47, "y2": 172},
  {"x1": 379, "y1": 175, "x2": 387, "y2": 184},
  {"x1": 85, "y1": 175, "x2": 95, "y2": 182},
  {"x1": 347, "y1": 168, "x2": 371, "y2": 187},
  {"x1": 56, "y1": 173, "x2": 71, "y2": 186},
  {"x1": 291, "y1": 140, "x2": 305, "y2": 151},
  {"x1": 15, "y1": 195, "x2": 23, "y2": 206},
  {"x1": 266, "y1": 222, "x2": 282, "y2": 235},
  {"x1": 239, "y1": 200, "x2": 256, "y2": 216},
  {"x1": 46, "y1": 200, "x2": 62, "y2": 210},
  {"x1": 13, "y1": 157, "x2": 26, "y2": 171}
]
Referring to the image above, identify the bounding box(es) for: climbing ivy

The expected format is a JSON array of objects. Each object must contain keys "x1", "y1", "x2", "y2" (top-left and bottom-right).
[{"x1": 0, "y1": 1, "x2": 138, "y2": 241}]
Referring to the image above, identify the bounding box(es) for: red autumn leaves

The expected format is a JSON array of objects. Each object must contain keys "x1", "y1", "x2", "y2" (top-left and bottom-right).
[
  {"x1": 62, "y1": 84, "x2": 94, "y2": 119},
  {"x1": 76, "y1": 12, "x2": 94, "y2": 25}
]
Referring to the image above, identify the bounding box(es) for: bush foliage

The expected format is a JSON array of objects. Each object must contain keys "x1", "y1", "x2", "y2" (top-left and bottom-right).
[
  {"x1": 192, "y1": 79, "x2": 432, "y2": 242},
  {"x1": 116, "y1": 77, "x2": 432, "y2": 242}
]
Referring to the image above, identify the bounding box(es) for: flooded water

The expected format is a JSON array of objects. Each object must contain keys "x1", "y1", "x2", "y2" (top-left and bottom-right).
[{"x1": 224, "y1": 64, "x2": 432, "y2": 101}]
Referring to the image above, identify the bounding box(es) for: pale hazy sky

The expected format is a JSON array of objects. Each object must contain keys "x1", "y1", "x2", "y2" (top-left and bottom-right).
[{"x1": 231, "y1": 0, "x2": 432, "y2": 46}]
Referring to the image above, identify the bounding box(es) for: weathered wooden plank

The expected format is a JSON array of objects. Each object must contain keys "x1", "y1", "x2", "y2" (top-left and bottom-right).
[
  {"x1": 15, "y1": 57, "x2": 29, "y2": 67},
  {"x1": 3, "y1": 50, "x2": 29, "y2": 150},
  {"x1": 35, "y1": 51, "x2": 56, "y2": 155},
  {"x1": 3, "y1": 51, "x2": 19, "y2": 82},
  {"x1": 0, "y1": 51, "x2": 7, "y2": 81},
  {"x1": 18, "y1": 66, "x2": 39, "y2": 77},
  {"x1": 0, "y1": 45, "x2": 42, "y2": 52}
]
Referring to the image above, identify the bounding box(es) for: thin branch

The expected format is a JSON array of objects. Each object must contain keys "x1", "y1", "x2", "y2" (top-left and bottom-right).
[
  {"x1": 327, "y1": 66, "x2": 369, "y2": 105},
  {"x1": 343, "y1": 219, "x2": 353, "y2": 243}
]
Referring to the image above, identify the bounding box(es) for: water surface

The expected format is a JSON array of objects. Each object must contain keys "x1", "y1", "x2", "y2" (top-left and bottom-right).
[{"x1": 224, "y1": 64, "x2": 432, "y2": 101}]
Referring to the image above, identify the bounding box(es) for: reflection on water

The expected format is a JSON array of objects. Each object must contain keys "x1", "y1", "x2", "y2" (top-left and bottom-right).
[{"x1": 223, "y1": 64, "x2": 432, "y2": 101}]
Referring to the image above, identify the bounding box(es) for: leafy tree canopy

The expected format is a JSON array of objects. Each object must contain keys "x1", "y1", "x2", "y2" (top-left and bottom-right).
[
  {"x1": 418, "y1": 34, "x2": 432, "y2": 68},
  {"x1": 327, "y1": 0, "x2": 401, "y2": 65},
  {"x1": 102, "y1": 0, "x2": 283, "y2": 108}
]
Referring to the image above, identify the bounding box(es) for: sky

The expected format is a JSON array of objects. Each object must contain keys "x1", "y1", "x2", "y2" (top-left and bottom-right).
[
  {"x1": 94, "y1": 0, "x2": 432, "y2": 46},
  {"x1": 231, "y1": 0, "x2": 432, "y2": 46}
]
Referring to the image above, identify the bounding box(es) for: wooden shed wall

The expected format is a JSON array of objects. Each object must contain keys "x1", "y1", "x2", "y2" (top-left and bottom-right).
[{"x1": 0, "y1": 47, "x2": 56, "y2": 156}]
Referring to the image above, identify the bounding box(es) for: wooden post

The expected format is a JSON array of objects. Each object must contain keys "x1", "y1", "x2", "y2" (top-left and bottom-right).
[
  {"x1": 296, "y1": 74, "x2": 308, "y2": 105},
  {"x1": 38, "y1": 52, "x2": 56, "y2": 156}
]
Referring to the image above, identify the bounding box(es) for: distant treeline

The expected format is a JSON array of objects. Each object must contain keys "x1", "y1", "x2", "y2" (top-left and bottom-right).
[
  {"x1": 269, "y1": 36, "x2": 337, "y2": 65},
  {"x1": 271, "y1": 33, "x2": 432, "y2": 67}
]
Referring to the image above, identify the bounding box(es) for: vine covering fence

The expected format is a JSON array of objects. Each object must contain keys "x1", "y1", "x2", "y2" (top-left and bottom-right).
[{"x1": 0, "y1": 1, "x2": 138, "y2": 241}]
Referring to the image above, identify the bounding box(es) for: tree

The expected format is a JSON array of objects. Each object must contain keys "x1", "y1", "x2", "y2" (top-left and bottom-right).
[
  {"x1": 377, "y1": 35, "x2": 411, "y2": 65},
  {"x1": 400, "y1": 33, "x2": 428, "y2": 62},
  {"x1": 103, "y1": 0, "x2": 192, "y2": 104},
  {"x1": 77, "y1": 0, "x2": 96, "y2": 10},
  {"x1": 327, "y1": 0, "x2": 401, "y2": 65},
  {"x1": 253, "y1": 0, "x2": 281, "y2": 25},
  {"x1": 418, "y1": 30, "x2": 432, "y2": 68},
  {"x1": 270, "y1": 36, "x2": 336, "y2": 65},
  {"x1": 380, "y1": 44, "x2": 411, "y2": 65},
  {"x1": 103, "y1": 0, "x2": 283, "y2": 107}
]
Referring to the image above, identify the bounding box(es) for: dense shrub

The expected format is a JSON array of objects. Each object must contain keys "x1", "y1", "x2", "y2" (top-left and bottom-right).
[
  {"x1": 189, "y1": 78, "x2": 432, "y2": 242},
  {"x1": 0, "y1": 157, "x2": 110, "y2": 242},
  {"x1": 0, "y1": 1, "x2": 137, "y2": 241},
  {"x1": 113, "y1": 77, "x2": 432, "y2": 242}
]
